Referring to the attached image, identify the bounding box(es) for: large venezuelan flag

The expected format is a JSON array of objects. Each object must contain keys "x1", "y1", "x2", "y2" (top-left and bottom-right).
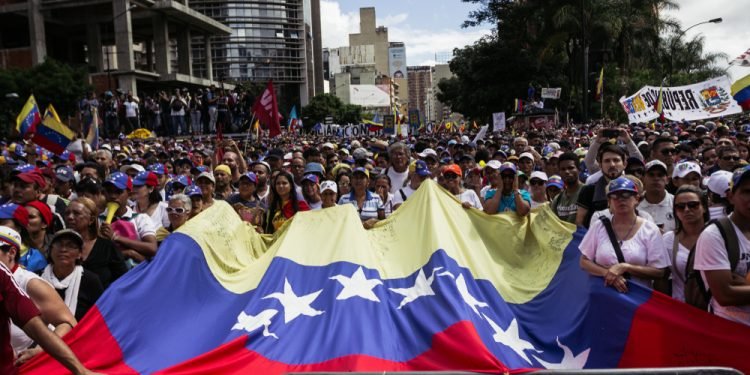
[
  {"x1": 22, "y1": 181, "x2": 750, "y2": 374},
  {"x1": 731, "y1": 73, "x2": 750, "y2": 111}
]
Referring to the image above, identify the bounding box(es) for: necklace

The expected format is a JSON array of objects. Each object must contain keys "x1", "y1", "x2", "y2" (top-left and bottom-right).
[{"x1": 613, "y1": 215, "x2": 638, "y2": 246}]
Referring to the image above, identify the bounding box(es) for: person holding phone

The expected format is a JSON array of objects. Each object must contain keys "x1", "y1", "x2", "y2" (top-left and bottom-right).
[
  {"x1": 483, "y1": 162, "x2": 531, "y2": 217},
  {"x1": 583, "y1": 127, "x2": 644, "y2": 177}
]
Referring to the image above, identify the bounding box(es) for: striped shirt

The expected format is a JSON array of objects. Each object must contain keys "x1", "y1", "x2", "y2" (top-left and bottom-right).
[{"x1": 338, "y1": 191, "x2": 383, "y2": 221}]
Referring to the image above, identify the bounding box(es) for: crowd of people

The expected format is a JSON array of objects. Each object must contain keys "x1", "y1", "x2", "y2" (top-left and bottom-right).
[{"x1": 2, "y1": 108, "x2": 750, "y2": 372}]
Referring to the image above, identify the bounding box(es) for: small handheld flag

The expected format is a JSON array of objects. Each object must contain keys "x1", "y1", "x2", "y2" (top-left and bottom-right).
[{"x1": 15, "y1": 95, "x2": 42, "y2": 139}]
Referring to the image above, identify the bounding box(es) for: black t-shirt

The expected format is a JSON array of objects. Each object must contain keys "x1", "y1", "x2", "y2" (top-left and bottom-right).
[
  {"x1": 54, "y1": 269, "x2": 104, "y2": 321},
  {"x1": 576, "y1": 177, "x2": 610, "y2": 229},
  {"x1": 82, "y1": 237, "x2": 127, "y2": 289}
]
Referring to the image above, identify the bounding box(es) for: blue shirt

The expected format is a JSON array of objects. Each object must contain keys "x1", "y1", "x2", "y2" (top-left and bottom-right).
[
  {"x1": 485, "y1": 189, "x2": 531, "y2": 213},
  {"x1": 338, "y1": 191, "x2": 383, "y2": 221}
]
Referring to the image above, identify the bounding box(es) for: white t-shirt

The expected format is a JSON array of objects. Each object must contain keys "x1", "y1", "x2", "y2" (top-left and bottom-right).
[
  {"x1": 663, "y1": 231, "x2": 689, "y2": 302},
  {"x1": 11, "y1": 268, "x2": 50, "y2": 352},
  {"x1": 457, "y1": 189, "x2": 483, "y2": 209},
  {"x1": 387, "y1": 167, "x2": 410, "y2": 195},
  {"x1": 708, "y1": 205, "x2": 727, "y2": 221},
  {"x1": 591, "y1": 208, "x2": 655, "y2": 224},
  {"x1": 392, "y1": 185, "x2": 416, "y2": 207},
  {"x1": 694, "y1": 219, "x2": 750, "y2": 326},
  {"x1": 531, "y1": 200, "x2": 547, "y2": 209},
  {"x1": 308, "y1": 200, "x2": 323, "y2": 210},
  {"x1": 579, "y1": 218, "x2": 670, "y2": 288},
  {"x1": 124, "y1": 101, "x2": 138, "y2": 117},
  {"x1": 585, "y1": 170, "x2": 603, "y2": 185},
  {"x1": 638, "y1": 193, "x2": 675, "y2": 232}
]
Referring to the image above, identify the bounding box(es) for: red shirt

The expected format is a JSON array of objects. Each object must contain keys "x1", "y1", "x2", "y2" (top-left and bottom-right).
[{"x1": 1, "y1": 263, "x2": 41, "y2": 375}]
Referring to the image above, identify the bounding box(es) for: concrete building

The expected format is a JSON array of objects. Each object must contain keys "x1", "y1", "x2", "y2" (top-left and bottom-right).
[
  {"x1": 428, "y1": 63, "x2": 455, "y2": 122},
  {"x1": 407, "y1": 65, "x2": 431, "y2": 119},
  {"x1": 189, "y1": 0, "x2": 323, "y2": 106},
  {"x1": 348, "y1": 7, "x2": 389, "y2": 78},
  {"x1": 0, "y1": 0, "x2": 232, "y2": 95}
]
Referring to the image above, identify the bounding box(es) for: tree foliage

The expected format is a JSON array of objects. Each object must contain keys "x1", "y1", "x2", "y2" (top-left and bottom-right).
[
  {"x1": 302, "y1": 93, "x2": 363, "y2": 126},
  {"x1": 443, "y1": 0, "x2": 726, "y2": 122}
]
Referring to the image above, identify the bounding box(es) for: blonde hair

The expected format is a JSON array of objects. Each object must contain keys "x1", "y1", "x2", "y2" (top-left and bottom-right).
[{"x1": 70, "y1": 197, "x2": 99, "y2": 237}]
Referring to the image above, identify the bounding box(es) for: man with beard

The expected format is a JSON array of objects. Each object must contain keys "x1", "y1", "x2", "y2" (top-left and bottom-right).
[
  {"x1": 213, "y1": 165, "x2": 235, "y2": 200},
  {"x1": 576, "y1": 144, "x2": 626, "y2": 228},
  {"x1": 550, "y1": 152, "x2": 581, "y2": 224},
  {"x1": 221, "y1": 148, "x2": 247, "y2": 184},
  {"x1": 251, "y1": 161, "x2": 272, "y2": 202}
]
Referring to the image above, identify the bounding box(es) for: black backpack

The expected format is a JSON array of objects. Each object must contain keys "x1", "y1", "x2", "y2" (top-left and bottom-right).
[
  {"x1": 683, "y1": 217, "x2": 740, "y2": 311},
  {"x1": 171, "y1": 98, "x2": 184, "y2": 111}
]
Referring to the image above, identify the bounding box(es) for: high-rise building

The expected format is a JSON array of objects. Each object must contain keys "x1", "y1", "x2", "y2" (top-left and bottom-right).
[
  {"x1": 428, "y1": 63, "x2": 455, "y2": 122},
  {"x1": 190, "y1": 0, "x2": 323, "y2": 106},
  {"x1": 407, "y1": 66, "x2": 431, "y2": 119}
]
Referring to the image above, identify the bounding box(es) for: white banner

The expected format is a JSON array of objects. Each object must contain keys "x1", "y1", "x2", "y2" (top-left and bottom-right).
[
  {"x1": 618, "y1": 76, "x2": 742, "y2": 123},
  {"x1": 492, "y1": 112, "x2": 506, "y2": 132},
  {"x1": 541, "y1": 88, "x2": 561, "y2": 99},
  {"x1": 314, "y1": 124, "x2": 370, "y2": 137},
  {"x1": 473, "y1": 125, "x2": 489, "y2": 143}
]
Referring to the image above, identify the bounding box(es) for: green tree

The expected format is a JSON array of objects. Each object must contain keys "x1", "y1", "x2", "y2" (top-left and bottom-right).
[
  {"x1": 337, "y1": 104, "x2": 363, "y2": 124},
  {"x1": 302, "y1": 93, "x2": 343, "y2": 125}
]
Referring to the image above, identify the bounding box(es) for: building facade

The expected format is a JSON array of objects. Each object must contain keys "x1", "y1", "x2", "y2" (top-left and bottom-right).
[{"x1": 407, "y1": 65, "x2": 431, "y2": 120}]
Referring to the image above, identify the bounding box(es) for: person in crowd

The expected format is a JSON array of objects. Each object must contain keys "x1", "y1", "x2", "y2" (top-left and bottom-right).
[
  {"x1": 156, "y1": 194, "x2": 193, "y2": 242},
  {"x1": 99, "y1": 172, "x2": 158, "y2": 263},
  {"x1": 517, "y1": 152, "x2": 535, "y2": 177},
  {"x1": 74, "y1": 177, "x2": 107, "y2": 213},
  {"x1": 301, "y1": 174, "x2": 322, "y2": 210},
  {"x1": 706, "y1": 170, "x2": 733, "y2": 220},
  {"x1": 528, "y1": 171, "x2": 549, "y2": 209},
  {"x1": 695, "y1": 166, "x2": 750, "y2": 326},
  {"x1": 638, "y1": 160, "x2": 675, "y2": 232},
  {"x1": 339, "y1": 167, "x2": 383, "y2": 227},
  {"x1": 649, "y1": 137, "x2": 677, "y2": 174},
  {"x1": 185, "y1": 185, "x2": 204, "y2": 219},
  {"x1": 545, "y1": 175, "x2": 564, "y2": 202},
  {"x1": 41, "y1": 229, "x2": 104, "y2": 322},
  {"x1": 147, "y1": 163, "x2": 169, "y2": 201},
  {"x1": 702, "y1": 146, "x2": 718, "y2": 174},
  {"x1": 385, "y1": 142, "x2": 410, "y2": 194},
  {"x1": 20, "y1": 200, "x2": 53, "y2": 271},
  {"x1": 464, "y1": 167, "x2": 484, "y2": 201},
  {"x1": 584, "y1": 128, "x2": 643, "y2": 175},
  {"x1": 227, "y1": 171, "x2": 265, "y2": 210},
  {"x1": 335, "y1": 170, "x2": 352, "y2": 199},
  {"x1": 64, "y1": 197, "x2": 125, "y2": 289},
  {"x1": 664, "y1": 185, "x2": 709, "y2": 302},
  {"x1": 483, "y1": 162, "x2": 531, "y2": 216},
  {"x1": 170, "y1": 89, "x2": 187, "y2": 136},
  {"x1": 713, "y1": 145, "x2": 740, "y2": 174},
  {"x1": 373, "y1": 174, "x2": 394, "y2": 217},
  {"x1": 131, "y1": 171, "x2": 168, "y2": 229},
  {"x1": 264, "y1": 171, "x2": 309, "y2": 234},
  {"x1": 0, "y1": 226, "x2": 77, "y2": 361},
  {"x1": 579, "y1": 177, "x2": 670, "y2": 292},
  {"x1": 213, "y1": 165, "x2": 235, "y2": 200},
  {"x1": 577, "y1": 144, "x2": 627, "y2": 228},
  {"x1": 625, "y1": 157, "x2": 646, "y2": 182},
  {"x1": 290, "y1": 157, "x2": 306, "y2": 186},
  {"x1": 195, "y1": 172, "x2": 216, "y2": 209},
  {"x1": 320, "y1": 181, "x2": 338, "y2": 209},
  {"x1": 53, "y1": 166, "x2": 75, "y2": 201},
  {"x1": 672, "y1": 160, "x2": 702, "y2": 189},
  {"x1": 440, "y1": 164, "x2": 482, "y2": 210},
  {"x1": 251, "y1": 161, "x2": 272, "y2": 202}
]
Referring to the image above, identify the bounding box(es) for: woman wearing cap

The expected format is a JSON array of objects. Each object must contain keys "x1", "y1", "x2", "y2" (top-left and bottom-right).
[
  {"x1": 23, "y1": 200, "x2": 54, "y2": 268},
  {"x1": 320, "y1": 181, "x2": 338, "y2": 209},
  {"x1": 663, "y1": 185, "x2": 709, "y2": 302},
  {"x1": 185, "y1": 185, "x2": 205, "y2": 219},
  {"x1": 264, "y1": 171, "x2": 310, "y2": 234},
  {"x1": 131, "y1": 171, "x2": 169, "y2": 229},
  {"x1": 483, "y1": 162, "x2": 531, "y2": 217},
  {"x1": 338, "y1": 167, "x2": 383, "y2": 228},
  {"x1": 41, "y1": 229, "x2": 104, "y2": 321},
  {"x1": 0, "y1": 226, "x2": 78, "y2": 360},
  {"x1": 528, "y1": 171, "x2": 549, "y2": 209},
  {"x1": 440, "y1": 164, "x2": 483, "y2": 210},
  {"x1": 64, "y1": 198, "x2": 126, "y2": 289},
  {"x1": 579, "y1": 177, "x2": 669, "y2": 292}
]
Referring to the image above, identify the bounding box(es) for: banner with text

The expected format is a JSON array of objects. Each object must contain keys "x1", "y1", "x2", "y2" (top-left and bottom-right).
[{"x1": 619, "y1": 76, "x2": 742, "y2": 123}]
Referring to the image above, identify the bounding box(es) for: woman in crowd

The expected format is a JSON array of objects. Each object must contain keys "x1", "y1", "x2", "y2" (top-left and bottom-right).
[
  {"x1": 464, "y1": 167, "x2": 484, "y2": 202},
  {"x1": 24, "y1": 200, "x2": 54, "y2": 256},
  {"x1": 373, "y1": 174, "x2": 394, "y2": 218},
  {"x1": 74, "y1": 177, "x2": 107, "y2": 213},
  {"x1": 264, "y1": 171, "x2": 309, "y2": 234},
  {"x1": 579, "y1": 177, "x2": 670, "y2": 292},
  {"x1": 338, "y1": 167, "x2": 383, "y2": 228},
  {"x1": 64, "y1": 197, "x2": 126, "y2": 289},
  {"x1": 441, "y1": 164, "x2": 483, "y2": 209},
  {"x1": 185, "y1": 185, "x2": 204, "y2": 218},
  {"x1": 528, "y1": 171, "x2": 549, "y2": 209},
  {"x1": 132, "y1": 171, "x2": 169, "y2": 228},
  {"x1": 663, "y1": 185, "x2": 709, "y2": 301},
  {"x1": 41, "y1": 229, "x2": 104, "y2": 321},
  {"x1": 335, "y1": 170, "x2": 352, "y2": 200},
  {"x1": 706, "y1": 170, "x2": 733, "y2": 220},
  {"x1": 156, "y1": 194, "x2": 192, "y2": 242}
]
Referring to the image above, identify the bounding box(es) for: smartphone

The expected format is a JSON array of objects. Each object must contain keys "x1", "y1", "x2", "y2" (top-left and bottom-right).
[{"x1": 603, "y1": 129, "x2": 620, "y2": 138}]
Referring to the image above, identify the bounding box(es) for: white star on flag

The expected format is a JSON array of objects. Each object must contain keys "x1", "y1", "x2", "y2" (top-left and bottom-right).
[
  {"x1": 389, "y1": 267, "x2": 451, "y2": 309},
  {"x1": 483, "y1": 314, "x2": 542, "y2": 365},
  {"x1": 455, "y1": 274, "x2": 488, "y2": 315},
  {"x1": 329, "y1": 266, "x2": 383, "y2": 302},
  {"x1": 262, "y1": 278, "x2": 324, "y2": 323},
  {"x1": 533, "y1": 337, "x2": 590, "y2": 369},
  {"x1": 231, "y1": 309, "x2": 279, "y2": 339}
]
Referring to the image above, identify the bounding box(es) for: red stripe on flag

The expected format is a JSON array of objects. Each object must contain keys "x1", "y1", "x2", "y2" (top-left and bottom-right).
[
  {"x1": 21, "y1": 307, "x2": 138, "y2": 375},
  {"x1": 618, "y1": 291, "x2": 750, "y2": 373},
  {"x1": 155, "y1": 321, "x2": 516, "y2": 375}
]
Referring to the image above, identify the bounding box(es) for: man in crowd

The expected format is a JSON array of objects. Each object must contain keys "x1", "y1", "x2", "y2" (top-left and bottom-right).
[
  {"x1": 213, "y1": 165, "x2": 235, "y2": 200},
  {"x1": 639, "y1": 160, "x2": 675, "y2": 232},
  {"x1": 386, "y1": 142, "x2": 410, "y2": 195},
  {"x1": 550, "y1": 152, "x2": 581, "y2": 224},
  {"x1": 576, "y1": 144, "x2": 626, "y2": 228}
]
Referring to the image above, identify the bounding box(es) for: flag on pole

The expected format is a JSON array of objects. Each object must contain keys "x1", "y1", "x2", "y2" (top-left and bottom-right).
[
  {"x1": 16, "y1": 95, "x2": 42, "y2": 139},
  {"x1": 654, "y1": 77, "x2": 666, "y2": 122},
  {"x1": 730, "y1": 48, "x2": 750, "y2": 67},
  {"x1": 595, "y1": 67, "x2": 604, "y2": 102},
  {"x1": 288, "y1": 105, "x2": 299, "y2": 132},
  {"x1": 32, "y1": 109, "x2": 76, "y2": 155},
  {"x1": 86, "y1": 107, "x2": 100, "y2": 150},
  {"x1": 513, "y1": 99, "x2": 523, "y2": 113},
  {"x1": 252, "y1": 81, "x2": 282, "y2": 138},
  {"x1": 731, "y1": 73, "x2": 750, "y2": 111},
  {"x1": 46, "y1": 104, "x2": 62, "y2": 123}
]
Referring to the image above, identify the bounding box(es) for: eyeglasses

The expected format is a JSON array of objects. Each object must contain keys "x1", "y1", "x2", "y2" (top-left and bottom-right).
[
  {"x1": 661, "y1": 148, "x2": 677, "y2": 155},
  {"x1": 0, "y1": 244, "x2": 12, "y2": 253},
  {"x1": 609, "y1": 191, "x2": 636, "y2": 200},
  {"x1": 722, "y1": 156, "x2": 740, "y2": 161},
  {"x1": 530, "y1": 180, "x2": 546, "y2": 186},
  {"x1": 675, "y1": 201, "x2": 701, "y2": 210},
  {"x1": 166, "y1": 207, "x2": 188, "y2": 214}
]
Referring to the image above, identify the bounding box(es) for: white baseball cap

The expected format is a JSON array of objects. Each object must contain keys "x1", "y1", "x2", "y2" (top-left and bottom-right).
[
  {"x1": 530, "y1": 171, "x2": 548, "y2": 181},
  {"x1": 672, "y1": 161, "x2": 701, "y2": 179},
  {"x1": 320, "y1": 180, "x2": 338, "y2": 194},
  {"x1": 485, "y1": 160, "x2": 502, "y2": 170},
  {"x1": 0, "y1": 226, "x2": 22, "y2": 250},
  {"x1": 707, "y1": 171, "x2": 732, "y2": 198},
  {"x1": 418, "y1": 148, "x2": 438, "y2": 159},
  {"x1": 519, "y1": 152, "x2": 535, "y2": 161}
]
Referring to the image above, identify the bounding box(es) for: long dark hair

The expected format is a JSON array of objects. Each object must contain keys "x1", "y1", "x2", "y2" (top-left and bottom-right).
[
  {"x1": 264, "y1": 172, "x2": 301, "y2": 234},
  {"x1": 673, "y1": 185, "x2": 709, "y2": 234}
]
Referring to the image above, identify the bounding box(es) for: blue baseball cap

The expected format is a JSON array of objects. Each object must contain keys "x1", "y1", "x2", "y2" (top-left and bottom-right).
[
  {"x1": 352, "y1": 167, "x2": 369, "y2": 178},
  {"x1": 239, "y1": 172, "x2": 258, "y2": 184},
  {"x1": 13, "y1": 163, "x2": 36, "y2": 174},
  {"x1": 414, "y1": 160, "x2": 431, "y2": 177},
  {"x1": 185, "y1": 185, "x2": 203, "y2": 197},
  {"x1": 546, "y1": 175, "x2": 564, "y2": 189},
  {"x1": 499, "y1": 162, "x2": 517, "y2": 174},
  {"x1": 54, "y1": 166, "x2": 75, "y2": 182},
  {"x1": 148, "y1": 163, "x2": 167, "y2": 175},
  {"x1": 171, "y1": 175, "x2": 190, "y2": 187},
  {"x1": 304, "y1": 162, "x2": 325, "y2": 177},
  {"x1": 133, "y1": 171, "x2": 158, "y2": 187},
  {"x1": 731, "y1": 165, "x2": 750, "y2": 192},
  {"x1": 104, "y1": 172, "x2": 133, "y2": 191},
  {"x1": 607, "y1": 177, "x2": 638, "y2": 195},
  {"x1": 302, "y1": 174, "x2": 319, "y2": 185}
]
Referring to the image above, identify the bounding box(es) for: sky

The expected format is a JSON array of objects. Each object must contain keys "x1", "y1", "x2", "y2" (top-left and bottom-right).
[{"x1": 320, "y1": 0, "x2": 749, "y2": 82}]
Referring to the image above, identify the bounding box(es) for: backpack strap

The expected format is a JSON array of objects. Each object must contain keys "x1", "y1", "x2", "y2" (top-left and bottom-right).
[
  {"x1": 713, "y1": 217, "x2": 740, "y2": 272},
  {"x1": 599, "y1": 216, "x2": 630, "y2": 279},
  {"x1": 399, "y1": 189, "x2": 407, "y2": 202}
]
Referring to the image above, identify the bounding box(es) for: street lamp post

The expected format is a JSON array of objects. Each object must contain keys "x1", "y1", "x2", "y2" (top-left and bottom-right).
[{"x1": 668, "y1": 17, "x2": 722, "y2": 85}]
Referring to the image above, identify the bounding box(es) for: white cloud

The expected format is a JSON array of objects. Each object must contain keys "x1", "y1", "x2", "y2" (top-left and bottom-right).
[{"x1": 320, "y1": 0, "x2": 488, "y2": 67}]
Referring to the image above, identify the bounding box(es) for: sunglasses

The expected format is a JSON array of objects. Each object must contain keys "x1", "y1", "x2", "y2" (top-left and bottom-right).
[
  {"x1": 675, "y1": 201, "x2": 701, "y2": 210},
  {"x1": 443, "y1": 173, "x2": 460, "y2": 180},
  {"x1": 530, "y1": 180, "x2": 546, "y2": 186},
  {"x1": 722, "y1": 156, "x2": 740, "y2": 161},
  {"x1": 166, "y1": 207, "x2": 188, "y2": 214},
  {"x1": 661, "y1": 148, "x2": 677, "y2": 155},
  {"x1": 608, "y1": 191, "x2": 636, "y2": 200},
  {"x1": 0, "y1": 244, "x2": 12, "y2": 253}
]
